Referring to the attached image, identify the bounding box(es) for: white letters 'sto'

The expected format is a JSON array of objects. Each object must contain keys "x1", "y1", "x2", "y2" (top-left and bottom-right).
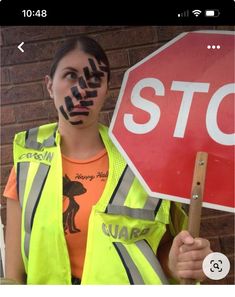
[
  {"x1": 123, "y1": 78, "x2": 235, "y2": 146},
  {"x1": 171, "y1": 81, "x2": 210, "y2": 137},
  {"x1": 206, "y1": 83, "x2": 235, "y2": 145},
  {"x1": 124, "y1": 78, "x2": 163, "y2": 134}
]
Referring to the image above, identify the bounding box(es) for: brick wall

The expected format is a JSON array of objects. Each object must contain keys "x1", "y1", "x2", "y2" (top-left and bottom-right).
[{"x1": 1, "y1": 26, "x2": 234, "y2": 284}]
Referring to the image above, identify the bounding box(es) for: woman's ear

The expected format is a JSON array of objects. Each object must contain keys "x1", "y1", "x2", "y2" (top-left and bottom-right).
[{"x1": 45, "y1": 75, "x2": 54, "y2": 99}]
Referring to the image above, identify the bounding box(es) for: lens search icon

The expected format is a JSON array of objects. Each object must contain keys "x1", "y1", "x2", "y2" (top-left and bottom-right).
[{"x1": 203, "y1": 252, "x2": 230, "y2": 280}]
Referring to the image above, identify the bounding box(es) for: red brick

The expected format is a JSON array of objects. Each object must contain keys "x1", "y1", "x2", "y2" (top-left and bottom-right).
[
  {"x1": 1, "y1": 68, "x2": 10, "y2": 85},
  {"x1": 99, "y1": 110, "x2": 114, "y2": 127},
  {"x1": 220, "y1": 235, "x2": 235, "y2": 255},
  {"x1": 1, "y1": 26, "x2": 124, "y2": 46},
  {"x1": 109, "y1": 69, "x2": 126, "y2": 89},
  {"x1": 64, "y1": 26, "x2": 125, "y2": 38},
  {"x1": 228, "y1": 255, "x2": 234, "y2": 277},
  {"x1": 202, "y1": 207, "x2": 228, "y2": 218},
  {"x1": 1, "y1": 106, "x2": 16, "y2": 125},
  {"x1": 2, "y1": 40, "x2": 63, "y2": 66},
  {"x1": 95, "y1": 27, "x2": 158, "y2": 51},
  {"x1": 1, "y1": 84, "x2": 44, "y2": 105},
  {"x1": 207, "y1": 237, "x2": 221, "y2": 253},
  {"x1": 0, "y1": 31, "x2": 2, "y2": 46},
  {"x1": 128, "y1": 44, "x2": 162, "y2": 65},
  {"x1": 9, "y1": 61, "x2": 51, "y2": 84},
  {"x1": 15, "y1": 101, "x2": 49, "y2": 123},
  {"x1": 0, "y1": 165, "x2": 12, "y2": 186},
  {"x1": 102, "y1": 89, "x2": 119, "y2": 111},
  {"x1": 200, "y1": 214, "x2": 234, "y2": 237},
  {"x1": 107, "y1": 49, "x2": 129, "y2": 69},
  {"x1": 202, "y1": 276, "x2": 234, "y2": 285},
  {"x1": 99, "y1": 111, "x2": 111, "y2": 126},
  {"x1": 156, "y1": 26, "x2": 215, "y2": 42},
  {"x1": 107, "y1": 111, "x2": 114, "y2": 126},
  {"x1": 1, "y1": 26, "x2": 68, "y2": 46},
  {"x1": 42, "y1": 83, "x2": 51, "y2": 99},
  {"x1": 45, "y1": 100, "x2": 58, "y2": 121},
  {"x1": 0, "y1": 145, "x2": 13, "y2": 165},
  {"x1": 216, "y1": 26, "x2": 235, "y2": 31},
  {"x1": 0, "y1": 187, "x2": 7, "y2": 207}
]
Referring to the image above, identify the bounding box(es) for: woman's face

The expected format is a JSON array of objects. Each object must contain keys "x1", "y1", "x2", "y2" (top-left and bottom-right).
[{"x1": 46, "y1": 48, "x2": 109, "y2": 127}]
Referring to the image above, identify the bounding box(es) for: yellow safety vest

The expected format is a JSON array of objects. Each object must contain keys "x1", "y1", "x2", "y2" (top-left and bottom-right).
[{"x1": 13, "y1": 122, "x2": 187, "y2": 284}]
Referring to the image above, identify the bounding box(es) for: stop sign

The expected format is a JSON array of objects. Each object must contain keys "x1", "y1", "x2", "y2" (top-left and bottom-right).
[{"x1": 109, "y1": 31, "x2": 234, "y2": 213}]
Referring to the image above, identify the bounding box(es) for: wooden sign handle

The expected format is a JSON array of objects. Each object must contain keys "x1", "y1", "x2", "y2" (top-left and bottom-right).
[{"x1": 180, "y1": 152, "x2": 208, "y2": 284}]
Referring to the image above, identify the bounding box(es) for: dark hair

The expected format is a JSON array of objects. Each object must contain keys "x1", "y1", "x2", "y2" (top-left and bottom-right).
[{"x1": 49, "y1": 35, "x2": 110, "y2": 82}]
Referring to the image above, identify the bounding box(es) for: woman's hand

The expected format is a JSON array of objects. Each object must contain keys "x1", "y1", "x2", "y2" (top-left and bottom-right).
[{"x1": 168, "y1": 230, "x2": 212, "y2": 282}]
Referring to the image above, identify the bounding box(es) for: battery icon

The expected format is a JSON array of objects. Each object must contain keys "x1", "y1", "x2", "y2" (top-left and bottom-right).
[{"x1": 205, "y1": 9, "x2": 220, "y2": 17}]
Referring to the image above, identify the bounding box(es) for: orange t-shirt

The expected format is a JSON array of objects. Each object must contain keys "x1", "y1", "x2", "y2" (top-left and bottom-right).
[{"x1": 3, "y1": 149, "x2": 109, "y2": 279}]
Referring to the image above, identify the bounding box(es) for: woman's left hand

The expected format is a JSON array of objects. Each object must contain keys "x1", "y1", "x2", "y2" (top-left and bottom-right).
[{"x1": 168, "y1": 230, "x2": 212, "y2": 282}]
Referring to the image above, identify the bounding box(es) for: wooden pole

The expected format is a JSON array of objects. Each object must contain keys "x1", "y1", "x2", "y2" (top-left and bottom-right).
[{"x1": 180, "y1": 151, "x2": 208, "y2": 284}]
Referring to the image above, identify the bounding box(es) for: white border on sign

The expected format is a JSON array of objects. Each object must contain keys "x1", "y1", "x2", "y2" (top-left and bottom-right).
[{"x1": 109, "y1": 30, "x2": 235, "y2": 214}]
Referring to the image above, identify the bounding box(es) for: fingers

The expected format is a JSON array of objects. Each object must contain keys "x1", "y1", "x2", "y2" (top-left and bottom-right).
[
  {"x1": 178, "y1": 269, "x2": 205, "y2": 281},
  {"x1": 178, "y1": 248, "x2": 210, "y2": 262},
  {"x1": 177, "y1": 260, "x2": 202, "y2": 271},
  {"x1": 169, "y1": 231, "x2": 212, "y2": 282},
  {"x1": 180, "y1": 238, "x2": 210, "y2": 253},
  {"x1": 173, "y1": 230, "x2": 194, "y2": 249}
]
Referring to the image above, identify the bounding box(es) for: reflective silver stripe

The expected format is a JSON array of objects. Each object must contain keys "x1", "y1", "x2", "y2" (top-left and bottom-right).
[
  {"x1": 25, "y1": 126, "x2": 57, "y2": 150},
  {"x1": 24, "y1": 232, "x2": 30, "y2": 260},
  {"x1": 107, "y1": 166, "x2": 162, "y2": 219},
  {"x1": 143, "y1": 196, "x2": 160, "y2": 211},
  {"x1": 135, "y1": 240, "x2": 169, "y2": 284},
  {"x1": 25, "y1": 127, "x2": 42, "y2": 150},
  {"x1": 113, "y1": 242, "x2": 144, "y2": 284},
  {"x1": 110, "y1": 166, "x2": 135, "y2": 206},
  {"x1": 42, "y1": 134, "x2": 55, "y2": 147},
  {"x1": 42, "y1": 124, "x2": 58, "y2": 147},
  {"x1": 107, "y1": 205, "x2": 155, "y2": 221},
  {"x1": 24, "y1": 163, "x2": 50, "y2": 258},
  {"x1": 17, "y1": 162, "x2": 30, "y2": 208}
]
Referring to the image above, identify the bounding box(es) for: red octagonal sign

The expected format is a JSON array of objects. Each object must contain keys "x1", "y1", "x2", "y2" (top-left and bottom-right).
[{"x1": 109, "y1": 31, "x2": 234, "y2": 213}]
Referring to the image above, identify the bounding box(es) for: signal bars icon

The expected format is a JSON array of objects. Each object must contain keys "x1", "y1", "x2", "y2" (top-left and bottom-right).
[{"x1": 178, "y1": 10, "x2": 189, "y2": 17}]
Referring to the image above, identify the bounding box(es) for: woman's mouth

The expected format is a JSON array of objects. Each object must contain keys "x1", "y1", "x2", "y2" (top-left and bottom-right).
[{"x1": 72, "y1": 104, "x2": 89, "y2": 111}]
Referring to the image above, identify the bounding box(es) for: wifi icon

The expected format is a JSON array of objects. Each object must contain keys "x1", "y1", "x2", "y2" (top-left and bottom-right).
[{"x1": 192, "y1": 9, "x2": 202, "y2": 17}]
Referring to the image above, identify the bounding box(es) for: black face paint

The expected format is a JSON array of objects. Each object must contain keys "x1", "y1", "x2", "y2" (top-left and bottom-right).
[
  {"x1": 65, "y1": 96, "x2": 74, "y2": 112},
  {"x1": 87, "y1": 82, "x2": 101, "y2": 89},
  {"x1": 88, "y1": 58, "x2": 97, "y2": 72},
  {"x1": 78, "y1": 76, "x2": 87, "y2": 89},
  {"x1": 83, "y1": 67, "x2": 91, "y2": 81},
  {"x1": 80, "y1": 100, "x2": 94, "y2": 107},
  {"x1": 85, "y1": 90, "x2": 97, "y2": 98},
  {"x1": 59, "y1": 58, "x2": 108, "y2": 126},
  {"x1": 59, "y1": 106, "x2": 69, "y2": 120},
  {"x1": 71, "y1": 86, "x2": 82, "y2": 101},
  {"x1": 93, "y1": 70, "x2": 104, "y2": 77},
  {"x1": 69, "y1": 111, "x2": 89, "y2": 116}
]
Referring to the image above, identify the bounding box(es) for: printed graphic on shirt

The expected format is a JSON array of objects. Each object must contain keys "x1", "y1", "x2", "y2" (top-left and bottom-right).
[
  {"x1": 75, "y1": 170, "x2": 108, "y2": 182},
  {"x1": 63, "y1": 174, "x2": 87, "y2": 234}
]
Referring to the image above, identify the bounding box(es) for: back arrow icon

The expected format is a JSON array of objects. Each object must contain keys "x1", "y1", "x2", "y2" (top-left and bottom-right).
[{"x1": 18, "y1": 42, "x2": 25, "y2": 52}]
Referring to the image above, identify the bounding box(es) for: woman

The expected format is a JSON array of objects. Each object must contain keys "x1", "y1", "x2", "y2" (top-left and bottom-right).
[{"x1": 4, "y1": 36, "x2": 211, "y2": 284}]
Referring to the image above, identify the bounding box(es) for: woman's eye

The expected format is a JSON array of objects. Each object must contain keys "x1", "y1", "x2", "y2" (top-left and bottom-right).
[{"x1": 65, "y1": 72, "x2": 78, "y2": 80}]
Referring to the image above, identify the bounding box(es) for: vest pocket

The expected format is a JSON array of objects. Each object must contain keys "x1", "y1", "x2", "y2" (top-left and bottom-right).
[{"x1": 97, "y1": 211, "x2": 166, "y2": 245}]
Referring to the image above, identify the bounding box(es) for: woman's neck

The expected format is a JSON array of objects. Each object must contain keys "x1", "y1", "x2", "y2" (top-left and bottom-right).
[{"x1": 58, "y1": 121, "x2": 105, "y2": 160}]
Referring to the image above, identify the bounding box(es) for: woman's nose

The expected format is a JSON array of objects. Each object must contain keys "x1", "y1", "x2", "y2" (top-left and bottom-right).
[{"x1": 71, "y1": 82, "x2": 87, "y2": 100}]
